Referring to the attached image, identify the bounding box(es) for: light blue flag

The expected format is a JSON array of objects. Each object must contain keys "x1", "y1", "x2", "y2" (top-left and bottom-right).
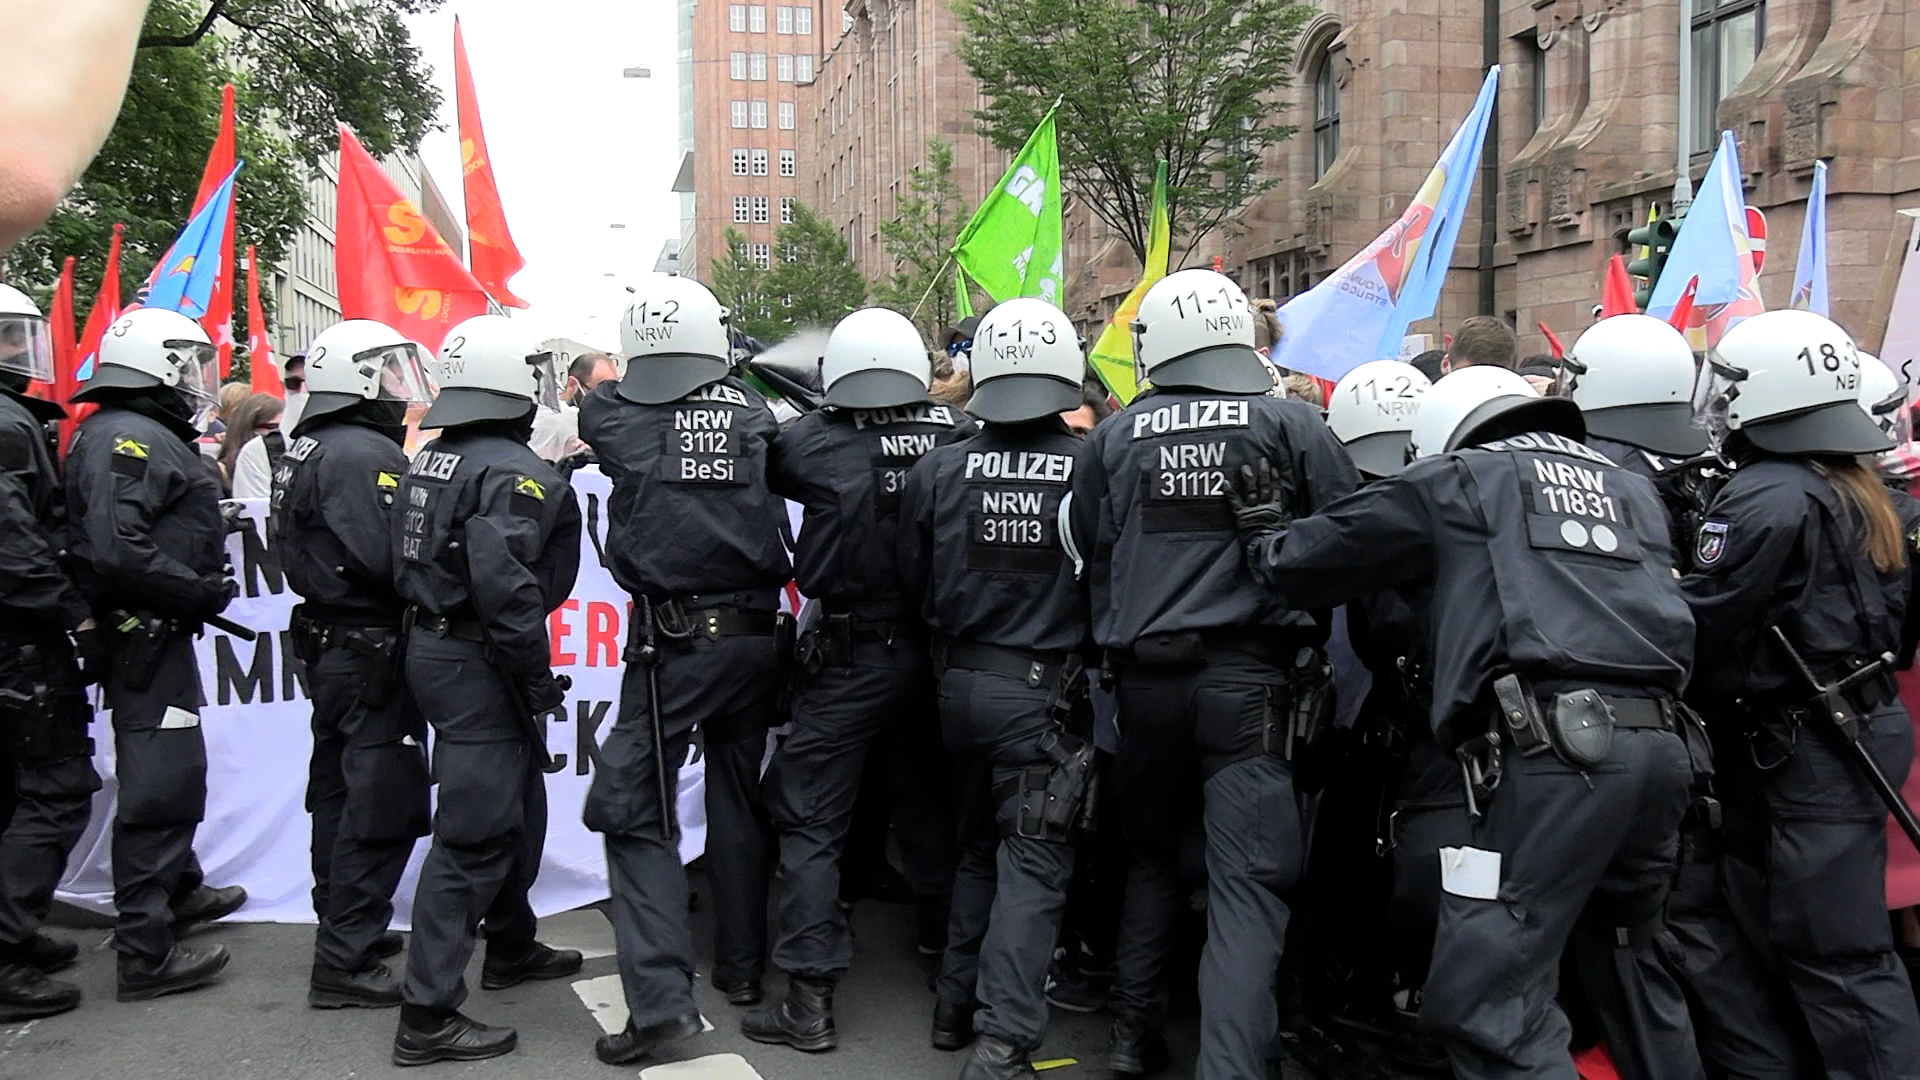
[
  {"x1": 142, "y1": 164, "x2": 242, "y2": 319},
  {"x1": 1647, "y1": 133, "x2": 1752, "y2": 319},
  {"x1": 1790, "y1": 160, "x2": 1830, "y2": 317},
  {"x1": 1272, "y1": 68, "x2": 1500, "y2": 381}
]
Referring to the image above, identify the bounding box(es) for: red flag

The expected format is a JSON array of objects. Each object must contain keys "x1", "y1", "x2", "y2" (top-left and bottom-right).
[
  {"x1": 27, "y1": 259, "x2": 76, "y2": 403},
  {"x1": 1537, "y1": 322, "x2": 1566, "y2": 360},
  {"x1": 144, "y1": 84, "x2": 238, "y2": 374},
  {"x1": 1667, "y1": 275, "x2": 1701, "y2": 339},
  {"x1": 1600, "y1": 255, "x2": 1637, "y2": 318},
  {"x1": 245, "y1": 245, "x2": 279, "y2": 398},
  {"x1": 334, "y1": 125, "x2": 490, "y2": 351},
  {"x1": 454, "y1": 20, "x2": 529, "y2": 309},
  {"x1": 67, "y1": 225, "x2": 125, "y2": 452}
]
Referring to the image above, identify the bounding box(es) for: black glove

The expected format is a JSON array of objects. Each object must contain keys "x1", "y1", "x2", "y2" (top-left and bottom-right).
[
  {"x1": 521, "y1": 670, "x2": 567, "y2": 714},
  {"x1": 72, "y1": 625, "x2": 109, "y2": 686},
  {"x1": 1225, "y1": 458, "x2": 1295, "y2": 542},
  {"x1": 197, "y1": 573, "x2": 239, "y2": 618}
]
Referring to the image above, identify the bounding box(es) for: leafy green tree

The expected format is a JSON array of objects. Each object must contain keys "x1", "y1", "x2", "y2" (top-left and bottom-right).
[
  {"x1": 710, "y1": 228, "x2": 787, "y2": 344},
  {"x1": 957, "y1": 0, "x2": 1312, "y2": 263},
  {"x1": 877, "y1": 139, "x2": 970, "y2": 343},
  {"x1": 710, "y1": 204, "x2": 868, "y2": 343}
]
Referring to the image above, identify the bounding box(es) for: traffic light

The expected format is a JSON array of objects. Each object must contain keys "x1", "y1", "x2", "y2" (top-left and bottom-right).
[{"x1": 1627, "y1": 210, "x2": 1680, "y2": 311}]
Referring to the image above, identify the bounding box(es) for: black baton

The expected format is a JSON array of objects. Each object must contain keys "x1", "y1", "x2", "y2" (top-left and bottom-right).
[
  {"x1": 636, "y1": 597, "x2": 677, "y2": 845},
  {"x1": 1771, "y1": 626, "x2": 1920, "y2": 853},
  {"x1": 204, "y1": 613, "x2": 258, "y2": 642}
]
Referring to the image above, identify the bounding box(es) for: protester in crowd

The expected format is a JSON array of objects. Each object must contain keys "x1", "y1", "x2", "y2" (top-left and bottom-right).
[
  {"x1": 577, "y1": 277, "x2": 788, "y2": 1064},
  {"x1": 391, "y1": 314, "x2": 582, "y2": 1066},
  {"x1": 1409, "y1": 348, "x2": 1447, "y2": 383},
  {"x1": 209, "y1": 382, "x2": 250, "y2": 438},
  {"x1": 65, "y1": 308, "x2": 247, "y2": 1003},
  {"x1": 1061, "y1": 377, "x2": 1113, "y2": 435},
  {"x1": 217, "y1": 393, "x2": 283, "y2": 495},
  {"x1": 1441, "y1": 316, "x2": 1518, "y2": 373},
  {"x1": 1516, "y1": 354, "x2": 1564, "y2": 395},
  {"x1": 529, "y1": 351, "x2": 618, "y2": 462},
  {"x1": 230, "y1": 354, "x2": 306, "y2": 502},
  {"x1": 945, "y1": 314, "x2": 984, "y2": 373},
  {"x1": 1252, "y1": 298, "x2": 1282, "y2": 360}
]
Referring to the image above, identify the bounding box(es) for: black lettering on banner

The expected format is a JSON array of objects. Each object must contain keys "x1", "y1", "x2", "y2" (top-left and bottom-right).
[
  {"x1": 1139, "y1": 440, "x2": 1234, "y2": 533},
  {"x1": 662, "y1": 406, "x2": 747, "y2": 485},
  {"x1": 400, "y1": 483, "x2": 437, "y2": 563},
  {"x1": 966, "y1": 486, "x2": 1059, "y2": 574}
]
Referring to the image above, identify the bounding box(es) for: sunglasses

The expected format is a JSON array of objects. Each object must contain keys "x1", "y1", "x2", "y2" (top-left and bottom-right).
[
  {"x1": 284, "y1": 375, "x2": 305, "y2": 392},
  {"x1": 946, "y1": 338, "x2": 972, "y2": 358}
]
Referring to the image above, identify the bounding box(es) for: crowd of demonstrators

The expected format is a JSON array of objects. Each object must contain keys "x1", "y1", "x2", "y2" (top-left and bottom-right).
[{"x1": 6, "y1": 269, "x2": 1920, "y2": 1080}]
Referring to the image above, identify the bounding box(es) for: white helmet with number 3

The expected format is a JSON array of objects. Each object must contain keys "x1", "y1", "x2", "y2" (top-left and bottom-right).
[
  {"x1": 1326, "y1": 360, "x2": 1431, "y2": 477},
  {"x1": 965, "y1": 297, "x2": 1084, "y2": 424},
  {"x1": 1564, "y1": 314, "x2": 1708, "y2": 457},
  {"x1": 421, "y1": 314, "x2": 558, "y2": 429},
  {"x1": 73, "y1": 307, "x2": 218, "y2": 411},
  {"x1": 1696, "y1": 309, "x2": 1888, "y2": 455},
  {"x1": 299, "y1": 319, "x2": 434, "y2": 426},
  {"x1": 619, "y1": 274, "x2": 733, "y2": 405},
  {"x1": 1409, "y1": 365, "x2": 1584, "y2": 459},
  {"x1": 1130, "y1": 268, "x2": 1271, "y2": 394},
  {"x1": 820, "y1": 307, "x2": 932, "y2": 409},
  {"x1": 0, "y1": 283, "x2": 55, "y2": 384}
]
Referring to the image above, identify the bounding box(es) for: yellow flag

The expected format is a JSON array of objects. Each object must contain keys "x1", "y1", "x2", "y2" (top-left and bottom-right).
[{"x1": 1086, "y1": 161, "x2": 1169, "y2": 405}]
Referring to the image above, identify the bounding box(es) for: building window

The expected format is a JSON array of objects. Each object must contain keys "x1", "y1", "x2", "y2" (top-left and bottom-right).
[
  {"x1": 783, "y1": 243, "x2": 799, "y2": 263},
  {"x1": 777, "y1": 54, "x2": 793, "y2": 81},
  {"x1": 841, "y1": 10, "x2": 852, "y2": 33},
  {"x1": 749, "y1": 53, "x2": 766, "y2": 80},
  {"x1": 751, "y1": 243, "x2": 771, "y2": 269},
  {"x1": 779, "y1": 149, "x2": 796, "y2": 177},
  {"x1": 750, "y1": 100, "x2": 768, "y2": 128},
  {"x1": 778, "y1": 102, "x2": 796, "y2": 130},
  {"x1": 1692, "y1": 0, "x2": 1764, "y2": 153},
  {"x1": 781, "y1": 196, "x2": 795, "y2": 224},
  {"x1": 733, "y1": 196, "x2": 752, "y2": 223},
  {"x1": 796, "y1": 54, "x2": 814, "y2": 82},
  {"x1": 729, "y1": 4, "x2": 746, "y2": 32},
  {"x1": 795, "y1": 6, "x2": 813, "y2": 34},
  {"x1": 730, "y1": 100, "x2": 748, "y2": 128},
  {"x1": 1312, "y1": 54, "x2": 1340, "y2": 179},
  {"x1": 733, "y1": 148, "x2": 750, "y2": 175},
  {"x1": 730, "y1": 52, "x2": 746, "y2": 80},
  {"x1": 776, "y1": 6, "x2": 793, "y2": 33},
  {"x1": 749, "y1": 5, "x2": 766, "y2": 32},
  {"x1": 751, "y1": 149, "x2": 769, "y2": 175},
  {"x1": 733, "y1": 240, "x2": 749, "y2": 262},
  {"x1": 1529, "y1": 36, "x2": 1548, "y2": 133},
  {"x1": 752, "y1": 196, "x2": 771, "y2": 223}
]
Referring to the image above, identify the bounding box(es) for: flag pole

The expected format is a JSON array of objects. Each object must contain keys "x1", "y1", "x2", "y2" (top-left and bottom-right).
[{"x1": 910, "y1": 255, "x2": 956, "y2": 322}]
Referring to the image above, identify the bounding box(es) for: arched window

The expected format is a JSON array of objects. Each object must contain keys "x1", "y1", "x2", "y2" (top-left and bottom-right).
[{"x1": 1313, "y1": 55, "x2": 1341, "y2": 179}]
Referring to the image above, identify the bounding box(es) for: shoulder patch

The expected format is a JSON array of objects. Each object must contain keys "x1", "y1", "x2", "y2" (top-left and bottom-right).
[
  {"x1": 111, "y1": 437, "x2": 149, "y2": 460},
  {"x1": 1696, "y1": 521, "x2": 1729, "y2": 566},
  {"x1": 376, "y1": 471, "x2": 400, "y2": 490},
  {"x1": 512, "y1": 475, "x2": 546, "y2": 501}
]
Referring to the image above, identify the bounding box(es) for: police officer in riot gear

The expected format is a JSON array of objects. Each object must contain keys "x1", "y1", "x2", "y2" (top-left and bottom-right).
[
  {"x1": 272, "y1": 318, "x2": 436, "y2": 1009},
  {"x1": 1683, "y1": 310, "x2": 1920, "y2": 1079},
  {"x1": 577, "y1": 276, "x2": 789, "y2": 1065},
  {"x1": 744, "y1": 306, "x2": 971, "y2": 1052},
  {"x1": 391, "y1": 315, "x2": 582, "y2": 1066},
  {"x1": 1065, "y1": 268, "x2": 1360, "y2": 1078},
  {"x1": 898, "y1": 298, "x2": 1092, "y2": 1079},
  {"x1": 65, "y1": 307, "x2": 246, "y2": 1001},
  {"x1": 1229, "y1": 365, "x2": 1703, "y2": 1079},
  {"x1": 0, "y1": 283, "x2": 99, "y2": 1020}
]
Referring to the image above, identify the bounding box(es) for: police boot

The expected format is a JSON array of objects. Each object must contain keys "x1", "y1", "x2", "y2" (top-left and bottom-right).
[
  {"x1": 372, "y1": 930, "x2": 405, "y2": 959},
  {"x1": 741, "y1": 976, "x2": 837, "y2": 1052},
  {"x1": 711, "y1": 975, "x2": 763, "y2": 1006},
  {"x1": 1108, "y1": 1018, "x2": 1169, "y2": 1076},
  {"x1": 931, "y1": 997, "x2": 979, "y2": 1051},
  {"x1": 25, "y1": 932, "x2": 80, "y2": 975},
  {"x1": 116, "y1": 943, "x2": 230, "y2": 1002},
  {"x1": 959, "y1": 1034, "x2": 1035, "y2": 1079},
  {"x1": 309, "y1": 961, "x2": 403, "y2": 1009},
  {"x1": 480, "y1": 941, "x2": 584, "y2": 990},
  {"x1": 0, "y1": 961, "x2": 81, "y2": 1020},
  {"x1": 594, "y1": 1010, "x2": 703, "y2": 1065},
  {"x1": 392, "y1": 1006, "x2": 518, "y2": 1067},
  {"x1": 170, "y1": 884, "x2": 248, "y2": 934}
]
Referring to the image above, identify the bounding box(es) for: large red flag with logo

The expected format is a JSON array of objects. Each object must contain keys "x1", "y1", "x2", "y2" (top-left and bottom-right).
[
  {"x1": 334, "y1": 125, "x2": 489, "y2": 351},
  {"x1": 245, "y1": 245, "x2": 280, "y2": 398},
  {"x1": 454, "y1": 19, "x2": 528, "y2": 309}
]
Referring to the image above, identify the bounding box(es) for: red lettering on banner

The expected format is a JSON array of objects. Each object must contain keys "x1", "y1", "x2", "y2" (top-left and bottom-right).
[
  {"x1": 549, "y1": 599, "x2": 579, "y2": 666},
  {"x1": 586, "y1": 602, "x2": 621, "y2": 667}
]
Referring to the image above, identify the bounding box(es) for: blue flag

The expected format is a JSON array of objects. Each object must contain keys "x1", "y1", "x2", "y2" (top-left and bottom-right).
[
  {"x1": 1790, "y1": 160, "x2": 1830, "y2": 317},
  {"x1": 142, "y1": 164, "x2": 242, "y2": 319},
  {"x1": 1273, "y1": 68, "x2": 1500, "y2": 381}
]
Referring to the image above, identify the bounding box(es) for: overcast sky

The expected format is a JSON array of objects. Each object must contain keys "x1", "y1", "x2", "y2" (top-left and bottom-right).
[{"x1": 402, "y1": 1, "x2": 681, "y2": 351}]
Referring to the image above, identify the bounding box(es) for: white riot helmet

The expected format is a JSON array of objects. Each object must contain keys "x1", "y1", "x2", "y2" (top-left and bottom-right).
[
  {"x1": 1326, "y1": 360, "x2": 1431, "y2": 477},
  {"x1": 1695, "y1": 309, "x2": 1888, "y2": 456},
  {"x1": 73, "y1": 307, "x2": 218, "y2": 411},
  {"x1": 1409, "y1": 365, "x2": 1584, "y2": 459},
  {"x1": 1129, "y1": 268, "x2": 1271, "y2": 394},
  {"x1": 0, "y1": 283, "x2": 55, "y2": 384},
  {"x1": 1564, "y1": 314, "x2": 1708, "y2": 457},
  {"x1": 1857, "y1": 352, "x2": 1912, "y2": 445},
  {"x1": 619, "y1": 274, "x2": 733, "y2": 405},
  {"x1": 964, "y1": 298, "x2": 1084, "y2": 424},
  {"x1": 420, "y1": 315, "x2": 558, "y2": 429},
  {"x1": 820, "y1": 307, "x2": 932, "y2": 409},
  {"x1": 298, "y1": 319, "x2": 434, "y2": 427}
]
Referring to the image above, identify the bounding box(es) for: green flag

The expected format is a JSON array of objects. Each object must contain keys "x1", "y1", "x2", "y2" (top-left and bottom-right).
[
  {"x1": 954, "y1": 265, "x2": 974, "y2": 320},
  {"x1": 951, "y1": 105, "x2": 1063, "y2": 306}
]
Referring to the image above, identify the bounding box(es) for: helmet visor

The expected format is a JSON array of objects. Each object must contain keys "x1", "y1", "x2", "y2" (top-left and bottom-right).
[
  {"x1": 1869, "y1": 384, "x2": 1914, "y2": 446},
  {"x1": 164, "y1": 339, "x2": 220, "y2": 406},
  {"x1": 0, "y1": 315, "x2": 55, "y2": 383},
  {"x1": 1692, "y1": 352, "x2": 1745, "y2": 452},
  {"x1": 530, "y1": 351, "x2": 561, "y2": 412},
  {"x1": 362, "y1": 342, "x2": 435, "y2": 403}
]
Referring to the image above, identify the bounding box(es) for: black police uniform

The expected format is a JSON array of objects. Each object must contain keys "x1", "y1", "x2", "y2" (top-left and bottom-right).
[
  {"x1": 1682, "y1": 458, "x2": 1920, "y2": 1079},
  {"x1": 1584, "y1": 436, "x2": 1719, "y2": 575},
  {"x1": 576, "y1": 375, "x2": 789, "y2": 1027},
  {"x1": 899, "y1": 417, "x2": 1090, "y2": 1056},
  {"x1": 1243, "y1": 428, "x2": 1702, "y2": 1080},
  {"x1": 1065, "y1": 387, "x2": 1359, "y2": 1076},
  {"x1": 64, "y1": 402, "x2": 232, "y2": 965},
  {"x1": 759, "y1": 400, "x2": 972, "y2": 1001},
  {"x1": 393, "y1": 427, "x2": 580, "y2": 1016},
  {"x1": 0, "y1": 391, "x2": 100, "y2": 997},
  {"x1": 272, "y1": 409, "x2": 428, "y2": 983}
]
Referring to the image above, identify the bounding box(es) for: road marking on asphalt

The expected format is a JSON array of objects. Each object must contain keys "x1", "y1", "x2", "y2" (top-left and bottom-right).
[
  {"x1": 640, "y1": 1053, "x2": 765, "y2": 1078},
  {"x1": 538, "y1": 906, "x2": 619, "y2": 960},
  {"x1": 571, "y1": 974, "x2": 714, "y2": 1037}
]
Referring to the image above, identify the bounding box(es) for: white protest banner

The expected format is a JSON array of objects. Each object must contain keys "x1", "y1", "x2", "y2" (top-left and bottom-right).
[
  {"x1": 57, "y1": 467, "x2": 707, "y2": 927},
  {"x1": 1882, "y1": 210, "x2": 1920, "y2": 389}
]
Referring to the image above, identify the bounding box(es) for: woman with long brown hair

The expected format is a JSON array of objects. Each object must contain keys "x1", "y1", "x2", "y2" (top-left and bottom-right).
[
  {"x1": 1682, "y1": 310, "x2": 1920, "y2": 1077},
  {"x1": 217, "y1": 392, "x2": 283, "y2": 495}
]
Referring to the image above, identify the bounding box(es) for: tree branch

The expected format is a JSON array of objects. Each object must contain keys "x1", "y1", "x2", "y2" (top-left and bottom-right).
[{"x1": 139, "y1": 0, "x2": 231, "y2": 48}]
